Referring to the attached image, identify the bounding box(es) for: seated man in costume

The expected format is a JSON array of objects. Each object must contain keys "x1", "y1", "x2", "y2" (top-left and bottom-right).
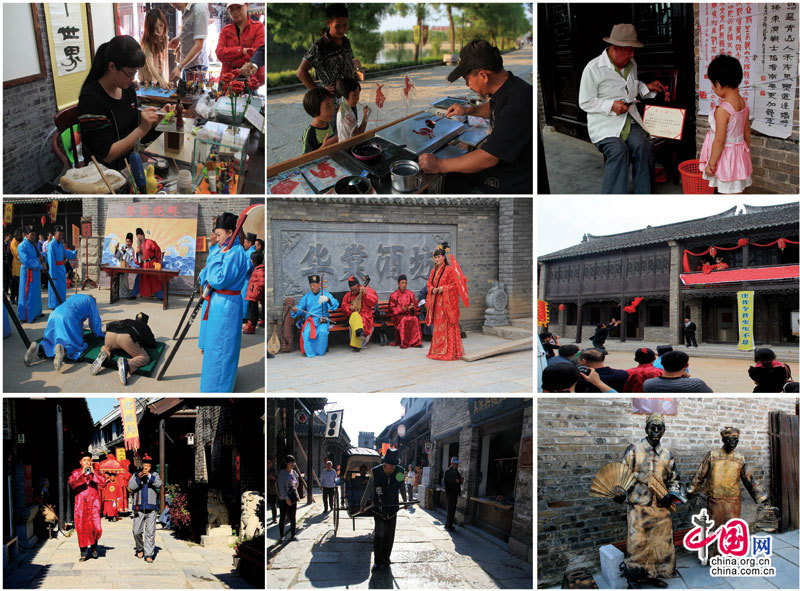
[
  {"x1": 388, "y1": 275, "x2": 422, "y2": 348},
  {"x1": 133, "y1": 227, "x2": 162, "y2": 299},
  {"x1": 90, "y1": 312, "x2": 157, "y2": 386},
  {"x1": 46, "y1": 225, "x2": 76, "y2": 310},
  {"x1": 341, "y1": 275, "x2": 379, "y2": 352},
  {"x1": 113, "y1": 232, "x2": 137, "y2": 300},
  {"x1": 23, "y1": 293, "x2": 104, "y2": 372},
  {"x1": 291, "y1": 274, "x2": 339, "y2": 358}
]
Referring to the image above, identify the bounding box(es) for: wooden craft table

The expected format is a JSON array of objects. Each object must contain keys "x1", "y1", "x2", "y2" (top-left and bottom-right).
[
  {"x1": 267, "y1": 111, "x2": 445, "y2": 194},
  {"x1": 100, "y1": 266, "x2": 180, "y2": 310}
]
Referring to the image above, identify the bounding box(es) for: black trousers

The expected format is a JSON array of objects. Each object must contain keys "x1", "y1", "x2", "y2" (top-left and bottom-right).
[
  {"x1": 407, "y1": 484, "x2": 414, "y2": 501},
  {"x1": 322, "y1": 487, "x2": 335, "y2": 511},
  {"x1": 373, "y1": 514, "x2": 397, "y2": 566},
  {"x1": 267, "y1": 493, "x2": 277, "y2": 521},
  {"x1": 684, "y1": 330, "x2": 698, "y2": 347},
  {"x1": 11, "y1": 275, "x2": 19, "y2": 302},
  {"x1": 445, "y1": 492, "x2": 458, "y2": 528},
  {"x1": 278, "y1": 499, "x2": 296, "y2": 537}
]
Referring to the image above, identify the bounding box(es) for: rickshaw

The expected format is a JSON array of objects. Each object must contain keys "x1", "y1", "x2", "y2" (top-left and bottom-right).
[
  {"x1": 332, "y1": 447, "x2": 419, "y2": 535},
  {"x1": 332, "y1": 447, "x2": 382, "y2": 535}
]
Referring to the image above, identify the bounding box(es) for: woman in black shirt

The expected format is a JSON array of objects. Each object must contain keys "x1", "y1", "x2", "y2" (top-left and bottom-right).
[{"x1": 77, "y1": 35, "x2": 165, "y2": 171}]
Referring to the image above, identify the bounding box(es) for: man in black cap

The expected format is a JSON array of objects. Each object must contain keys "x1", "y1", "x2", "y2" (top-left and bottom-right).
[
  {"x1": 290, "y1": 274, "x2": 339, "y2": 357},
  {"x1": 418, "y1": 39, "x2": 532, "y2": 194},
  {"x1": 90, "y1": 312, "x2": 156, "y2": 386},
  {"x1": 360, "y1": 448, "x2": 408, "y2": 571}
]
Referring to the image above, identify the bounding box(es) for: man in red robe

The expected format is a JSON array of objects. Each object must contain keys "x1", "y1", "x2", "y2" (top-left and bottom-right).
[
  {"x1": 102, "y1": 472, "x2": 122, "y2": 521},
  {"x1": 134, "y1": 227, "x2": 163, "y2": 299},
  {"x1": 341, "y1": 275, "x2": 378, "y2": 352},
  {"x1": 389, "y1": 274, "x2": 422, "y2": 348},
  {"x1": 68, "y1": 452, "x2": 106, "y2": 561}
]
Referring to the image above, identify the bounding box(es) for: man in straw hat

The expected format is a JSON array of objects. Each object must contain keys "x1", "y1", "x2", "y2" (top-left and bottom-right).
[
  {"x1": 686, "y1": 426, "x2": 769, "y2": 556},
  {"x1": 613, "y1": 413, "x2": 681, "y2": 587},
  {"x1": 579, "y1": 23, "x2": 667, "y2": 193}
]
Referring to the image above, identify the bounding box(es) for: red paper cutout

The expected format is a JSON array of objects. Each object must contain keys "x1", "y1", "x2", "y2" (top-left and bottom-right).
[
  {"x1": 403, "y1": 76, "x2": 415, "y2": 99},
  {"x1": 271, "y1": 178, "x2": 299, "y2": 194},
  {"x1": 412, "y1": 128, "x2": 434, "y2": 137},
  {"x1": 310, "y1": 160, "x2": 338, "y2": 179},
  {"x1": 375, "y1": 83, "x2": 386, "y2": 108}
]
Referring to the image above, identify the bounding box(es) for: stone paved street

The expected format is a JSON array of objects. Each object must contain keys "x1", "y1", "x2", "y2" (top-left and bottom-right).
[
  {"x1": 267, "y1": 331, "x2": 532, "y2": 393},
  {"x1": 3, "y1": 515, "x2": 256, "y2": 589},
  {"x1": 267, "y1": 489, "x2": 532, "y2": 588},
  {"x1": 267, "y1": 47, "x2": 534, "y2": 166}
]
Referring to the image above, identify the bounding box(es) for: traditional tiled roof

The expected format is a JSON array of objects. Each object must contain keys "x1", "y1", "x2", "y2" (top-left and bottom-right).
[
  {"x1": 268, "y1": 197, "x2": 500, "y2": 206},
  {"x1": 539, "y1": 203, "x2": 798, "y2": 262}
]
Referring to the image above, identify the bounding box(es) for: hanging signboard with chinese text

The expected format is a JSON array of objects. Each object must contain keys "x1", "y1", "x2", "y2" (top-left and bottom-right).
[
  {"x1": 736, "y1": 290, "x2": 755, "y2": 350},
  {"x1": 45, "y1": 3, "x2": 92, "y2": 109}
]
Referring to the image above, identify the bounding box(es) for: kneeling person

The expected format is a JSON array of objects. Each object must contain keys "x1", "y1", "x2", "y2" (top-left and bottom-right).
[
  {"x1": 90, "y1": 312, "x2": 156, "y2": 385},
  {"x1": 24, "y1": 294, "x2": 104, "y2": 372}
]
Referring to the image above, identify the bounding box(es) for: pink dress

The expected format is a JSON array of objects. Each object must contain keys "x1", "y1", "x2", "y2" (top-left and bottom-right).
[{"x1": 699, "y1": 101, "x2": 752, "y2": 193}]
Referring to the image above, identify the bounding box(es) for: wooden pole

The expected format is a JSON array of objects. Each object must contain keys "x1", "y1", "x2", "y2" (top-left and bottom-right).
[
  {"x1": 293, "y1": 432, "x2": 323, "y2": 492},
  {"x1": 91, "y1": 156, "x2": 116, "y2": 194}
]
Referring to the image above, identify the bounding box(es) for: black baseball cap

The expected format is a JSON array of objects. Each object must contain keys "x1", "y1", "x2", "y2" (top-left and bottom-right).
[{"x1": 447, "y1": 40, "x2": 503, "y2": 83}]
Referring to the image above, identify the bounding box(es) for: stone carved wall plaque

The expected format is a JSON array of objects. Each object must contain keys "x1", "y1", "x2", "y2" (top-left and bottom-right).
[{"x1": 271, "y1": 220, "x2": 458, "y2": 303}]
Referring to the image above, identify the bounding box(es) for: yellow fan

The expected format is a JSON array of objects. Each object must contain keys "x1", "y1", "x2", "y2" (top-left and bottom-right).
[{"x1": 590, "y1": 462, "x2": 635, "y2": 498}]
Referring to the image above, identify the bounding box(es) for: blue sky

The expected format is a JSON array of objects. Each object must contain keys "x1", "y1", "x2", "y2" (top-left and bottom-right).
[{"x1": 87, "y1": 398, "x2": 119, "y2": 424}]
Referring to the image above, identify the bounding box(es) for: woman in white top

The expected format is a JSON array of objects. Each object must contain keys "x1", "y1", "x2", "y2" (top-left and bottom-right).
[{"x1": 139, "y1": 8, "x2": 170, "y2": 89}]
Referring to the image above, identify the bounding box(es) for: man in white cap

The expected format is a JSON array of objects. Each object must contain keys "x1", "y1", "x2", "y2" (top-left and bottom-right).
[
  {"x1": 442, "y1": 457, "x2": 463, "y2": 532},
  {"x1": 579, "y1": 23, "x2": 666, "y2": 193}
]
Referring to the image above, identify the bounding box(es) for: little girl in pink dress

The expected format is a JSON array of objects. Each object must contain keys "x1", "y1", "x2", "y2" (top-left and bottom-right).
[{"x1": 699, "y1": 55, "x2": 752, "y2": 193}]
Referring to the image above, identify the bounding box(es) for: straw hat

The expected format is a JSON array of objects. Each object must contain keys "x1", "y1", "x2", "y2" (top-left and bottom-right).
[{"x1": 603, "y1": 24, "x2": 643, "y2": 48}]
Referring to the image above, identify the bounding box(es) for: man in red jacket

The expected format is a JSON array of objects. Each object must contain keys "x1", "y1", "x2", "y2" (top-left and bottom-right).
[
  {"x1": 341, "y1": 275, "x2": 378, "y2": 352},
  {"x1": 243, "y1": 251, "x2": 264, "y2": 334},
  {"x1": 216, "y1": 2, "x2": 265, "y2": 88},
  {"x1": 133, "y1": 227, "x2": 162, "y2": 299}
]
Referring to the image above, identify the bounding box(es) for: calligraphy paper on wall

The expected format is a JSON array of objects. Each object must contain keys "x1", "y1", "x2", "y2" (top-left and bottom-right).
[
  {"x1": 751, "y1": 3, "x2": 798, "y2": 139},
  {"x1": 699, "y1": 3, "x2": 760, "y2": 116},
  {"x1": 49, "y1": 3, "x2": 88, "y2": 77},
  {"x1": 268, "y1": 169, "x2": 314, "y2": 195}
]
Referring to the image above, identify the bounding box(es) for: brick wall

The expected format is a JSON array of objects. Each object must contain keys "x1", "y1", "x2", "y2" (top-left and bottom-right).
[
  {"x1": 537, "y1": 397, "x2": 797, "y2": 587},
  {"x1": 267, "y1": 198, "x2": 509, "y2": 331},
  {"x1": 509, "y1": 403, "x2": 533, "y2": 563},
  {"x1": 499, "y1": 199, "x2": 534, "y2": 319},
  {"x1": 2, "y1": 4, "x2": 62, "y2": 194},
  {"x1": 693, "y1": 4, "x2": 800, "y2": 193},
  {"x1": 195, "y1": 406, "x2": 232, "y2": 485}
]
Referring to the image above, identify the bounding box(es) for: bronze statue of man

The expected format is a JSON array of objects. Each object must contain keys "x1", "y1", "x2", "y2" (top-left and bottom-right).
[
  {"x1": 615, "y1": 413, "x2": 681, "y2": 587},
  {"x1": 686, "y1": 426, "x2": 768, "y2": 555}
]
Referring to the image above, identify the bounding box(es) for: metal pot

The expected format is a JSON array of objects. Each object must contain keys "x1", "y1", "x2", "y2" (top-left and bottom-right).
[
  {"x1": 333, "y1": 175, "x2": 373, "y2": 194},
  {"x1": 390, "y1": 159, "x2": 420, "y2": 193}
]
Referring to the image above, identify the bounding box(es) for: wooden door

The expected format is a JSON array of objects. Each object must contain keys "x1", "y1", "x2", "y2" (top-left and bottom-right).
[{"x1": 769, "y1": 411, "x2": 799, "y2": 532}]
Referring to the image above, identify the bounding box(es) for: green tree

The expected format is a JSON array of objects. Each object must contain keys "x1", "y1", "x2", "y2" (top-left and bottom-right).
[{"x1": 393, "y1": 3, "x2": 439, "y2": 61}]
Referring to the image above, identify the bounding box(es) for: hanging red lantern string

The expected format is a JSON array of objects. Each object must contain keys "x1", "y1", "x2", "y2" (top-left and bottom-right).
[
  {"x1": 558, "y1": 304, "x2": 566, "y2": 312},
  {"x1": 682, "y1": 237, "x2": 799, "y2": 272}
]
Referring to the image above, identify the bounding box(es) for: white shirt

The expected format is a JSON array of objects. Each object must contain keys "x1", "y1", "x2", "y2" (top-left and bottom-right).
[{"x1": 578, "y1": 49, "x2": 656, "y2": 144}]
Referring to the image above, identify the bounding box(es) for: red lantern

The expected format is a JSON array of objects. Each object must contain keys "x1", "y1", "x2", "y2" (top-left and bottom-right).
[
  {"x1": 708, "y1": 246, "x2": 717, "y2": 258},
  {"x1": 558, "y1": 304, "x2": 566, "y2": 312},
  {"x1": 737, "y1": 238, "x2": 748, "y2": 246},
  {"x1": 778, "y1": 238, "x2": 786, "y2": 251},
  {"x1": 41, "y1": 215, "x2": 46, "y2": 226}
]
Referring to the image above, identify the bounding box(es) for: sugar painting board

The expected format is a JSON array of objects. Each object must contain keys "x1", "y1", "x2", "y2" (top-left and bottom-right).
[
  {"x1": 376, "y1": 112, "x2": 467, "y2": 156},
  {"x1": 268, "y1": 170, "x2": 314, "y2": 194},
  {"x1": 298, "y1": 156, "x2": 355, "y2": 193},
  {"x1": 431, "y1": 97, "x2": 469, "y2": 110}
]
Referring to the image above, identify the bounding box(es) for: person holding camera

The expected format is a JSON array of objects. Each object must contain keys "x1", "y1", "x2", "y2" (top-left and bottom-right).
[
  {"x1": 128, "y1": 453, "x2": 162, "y2": 562},
  {"x1": 277, "y1": 455, "x2": 300, "y2": 541},
  {"x1": 68, "y1": 452, "x2": 106, "y2": 561}
]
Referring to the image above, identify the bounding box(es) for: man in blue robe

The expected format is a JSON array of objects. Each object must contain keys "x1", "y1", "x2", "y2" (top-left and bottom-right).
[
  {"x1": 291, "y1": 275, "x2": 339, "y2": 358},
  {"x1": 198, "y1": 212, "x2": 251, "y2": 392},
  {"x1": 197, "y1": 227, "x2": 221, "y2": 353},
  {"x1": 23, "y1": 294, "x2": 104, "y2": 372},
  {"x1": 17, "y1": 226, "x2": 46, "y2": 323},
  {"x1": 239, "y1": 233, "x2": 256, "y2": 321},
  {"x1": 46, "y1": 225, "x2": 76, "y2": 310}
]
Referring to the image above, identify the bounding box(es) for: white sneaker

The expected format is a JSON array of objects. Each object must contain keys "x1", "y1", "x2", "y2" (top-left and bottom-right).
[
  {"x1": 117, "y1": 358, "x2": 129, "y2": 386},
  {"x1": 23, "y1": 342, "x2": 39, "y2": 366},
  {"x1": 89, "y1": 349, "x2": 109, "y2": 375},
  {"x1": 54, "y1": 344, "x2": 66, "y2": 372}
]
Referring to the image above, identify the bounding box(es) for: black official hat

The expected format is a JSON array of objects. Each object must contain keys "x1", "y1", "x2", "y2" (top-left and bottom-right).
[
  {"x1": 126, "y1": 232, "x2": 134, "y2": 241},
  {"x1": 383, "y1": 448, "x2": 400, "y2": 465},
  {"x1": 79, "y1": 451, "x2": 92, "y2": 461},
  {"x1": 348, "y1": 275, "x2": 359, "y2": 287},
  {"x1": 308, "y1": 274, "x2": 320, "y2": 284},
  {"x1": 135, "y1": 227, "x2": 145, "y2": 236},
  {"x1": 447, "y1": 40, "x2": 503, "y2": 83},
  {"x1": 245, "y1": 232, "x2": 257, "y2": 243},
  {"x1": 136, "y1": 312, "x2": 149, "y2": 325},
  {"x1": 214, "y1": 212, "x2": 237, "y2": 231},
  {"x1": 24, "y1": 225, "x2": 36, "y2": 234},
  {"x1": 54, "y1": 225, "x2": 64, "y2": 233}
]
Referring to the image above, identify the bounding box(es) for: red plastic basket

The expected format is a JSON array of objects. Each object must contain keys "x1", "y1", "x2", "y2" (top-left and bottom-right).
[{"x1": 678, "y1": 159, "x2": 715, "y2": 194}]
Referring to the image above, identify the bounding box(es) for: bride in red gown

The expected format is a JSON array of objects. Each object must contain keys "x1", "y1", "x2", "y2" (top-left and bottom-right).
[{"x1": 425, "y1": 242, "x2": 468, "y2": 361}]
